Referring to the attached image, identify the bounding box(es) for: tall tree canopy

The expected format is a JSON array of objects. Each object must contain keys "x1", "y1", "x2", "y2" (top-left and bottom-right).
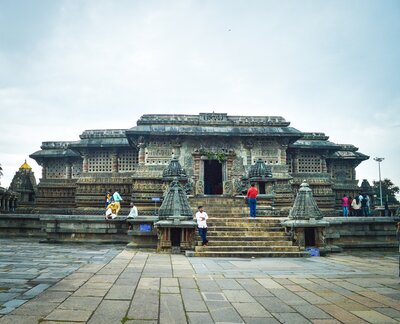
[{"x1": 372, "y1": 178, "x2": 399, "y2": 204}]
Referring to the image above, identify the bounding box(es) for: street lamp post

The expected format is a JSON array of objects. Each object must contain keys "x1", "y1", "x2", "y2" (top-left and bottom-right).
[{"x1": 373, "y1": 157, "x2": 384, "y2": 207}]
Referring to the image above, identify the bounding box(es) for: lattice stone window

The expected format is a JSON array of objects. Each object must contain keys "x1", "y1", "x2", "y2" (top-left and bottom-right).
[
  {"x1": 332, "y1": 163, "x2": 352, "y2": 180},
  {"x1": 47, "y1": 160, "x2": 67, "y2": 179},
  {"x1": 298, "y1": 154, "x2": 321, "y2": 173},
  {"x1": 252, "y1": 158, "x2": 279, "y2": 164},
  {"x1": 72, "y1": 160, "x2": 83, "y2": 178},
  {"x1": 88, "y1": 151, "x2": 112, "y2": 172},
  {"x1": 119, "y1": 150, "x2": 138, "y2": 172}
]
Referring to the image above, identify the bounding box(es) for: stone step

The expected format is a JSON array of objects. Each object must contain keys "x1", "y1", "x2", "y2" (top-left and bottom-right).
[
  {"x1": 207, "y1": 221, "x2": 283, "y2": 227},
  {"x1": 207, "y1": 231, "x2": 287, "y2": 237},
  {"x1": 208, "y1": 217, "x2": 282, "y2": 223},
  {"x1": 197, "y1": 240, "x2": 292, "y2": 246},
  {"x1": 206, "y1": 215, "x2": 282, "y2": 219},
  {"x1": 206, "y1": 226, "x2": 283, "y2": 232},
  {"x1": 203, "y1": 235, "x2": 290, "y2": 242},
  {"x1": 195, "y1": 245, "x2": 301, "y2": 252},
  {"x1": 194, "y1": 251, "x2": 310, "y2": 258}
]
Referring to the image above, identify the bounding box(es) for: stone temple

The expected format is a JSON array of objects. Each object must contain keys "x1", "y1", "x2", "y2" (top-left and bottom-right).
[{"x1": 25, "y1": 113, "x2": 368, "y2": 216}]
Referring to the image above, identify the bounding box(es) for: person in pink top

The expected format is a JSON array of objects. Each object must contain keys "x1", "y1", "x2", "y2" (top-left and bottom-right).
[
  {"x1": 341, "y1": 194, "x2": 349, "y2": 217},
  {"x1": 247, "y1": 183, "x2": 259, "y2": 218}
]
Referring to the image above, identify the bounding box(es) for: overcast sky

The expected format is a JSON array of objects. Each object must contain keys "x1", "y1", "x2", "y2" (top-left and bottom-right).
[{"x1": 1, "y1": 0, "x2": 399, "y2": 191}]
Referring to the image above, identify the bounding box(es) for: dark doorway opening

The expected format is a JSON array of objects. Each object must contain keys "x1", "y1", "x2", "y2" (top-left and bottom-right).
[
  {"x1": 204, "y1": 160, "x2": 223, "y2": 195},
  {"x1": 259, "y1": 182, "x2": 266, "y2": 194},
  {"x1": 170, "y1": 228, "x2": 181, "y2": 247},
  {"x1": 304, "y1": 227, "x2": 316, "y2": 246}
]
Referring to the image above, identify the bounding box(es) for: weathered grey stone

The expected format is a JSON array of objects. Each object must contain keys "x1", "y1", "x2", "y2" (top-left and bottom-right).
[
  {"x1": 105, "y1": 284, "x2": 135, "y2": 300},
  {"x1": 127, "y1": 290, "x2": 159, "y2": 320},
  {"x1": 232, "y1": 302, "x2": 272, "y2": 318},
  {"x1": 45, "y1": 309, "x2": 92, "y2": 322},
  {"x1": 159, "y1": 294, "x2": 186, "y2": 324},
  {"x1": 181, "y1": 288, "x2": 208, "y2": 312},
  {"x1": 206, "y1": 300, "x2": 244, "y2": 323},
  {"x1": 186, "y1": 312, "x2": 214, "y2": 324},
  {"x1": 58, "y1": 296, "x2": 102, "y2": 311},
  {"x1": 292, "y1": 304, "x2": 332, "y2": 319},
  {"x1": 272, "y1": 312, "x2": 311, "y2": 324},
  {"x1": 87, "y1": 300, "x2": 130, "y2": 324},
  {"x1": 255, "y1": 296, "x2": 295, "y2": 313}
]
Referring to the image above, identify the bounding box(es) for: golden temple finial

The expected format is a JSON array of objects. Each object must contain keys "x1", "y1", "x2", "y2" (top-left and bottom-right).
[{"x1": 19, "y1": 159, "x2": 32, "y2": 170}]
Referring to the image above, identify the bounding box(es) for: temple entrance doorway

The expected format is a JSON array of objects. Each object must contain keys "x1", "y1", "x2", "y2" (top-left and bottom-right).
[{"x1": 204, "y1": 160, "x2": 223, "y2": 195}]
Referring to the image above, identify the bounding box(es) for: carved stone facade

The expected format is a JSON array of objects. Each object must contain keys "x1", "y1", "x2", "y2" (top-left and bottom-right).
[
  {"x1": 9, "y1": 160, "x2": 37, "y2": 210},
  {"x1": 28, "y1": 113, "x2": 368, "y2": 215}
]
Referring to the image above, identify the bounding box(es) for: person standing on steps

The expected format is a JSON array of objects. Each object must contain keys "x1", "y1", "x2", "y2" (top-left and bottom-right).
[
  {"x1": 112, "y1": 190, "x2": 123, "y2": 216},
  {"x1": 247, "y1": 183, "x2": 258, "y2": 218},
  {"x1": 341, "y1": 194, "x2": 349, "y2": 217},
  {"x1": 196, "y1": 206, "x2": 208, "y2": 246}
]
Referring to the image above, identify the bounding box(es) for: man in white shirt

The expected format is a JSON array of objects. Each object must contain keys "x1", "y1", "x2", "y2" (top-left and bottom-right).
[
  {"x1": 196, "y1": 206, "x2": 208, "y2": 246},
  {"x1": 127, "y1": 202, "x2": 138, "y2": 219}
]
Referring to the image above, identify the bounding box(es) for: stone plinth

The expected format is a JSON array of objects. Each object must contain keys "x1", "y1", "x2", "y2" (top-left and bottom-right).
[
  {"x1": 40, "y1": 215, "x2": 130, "y2": 243},
  {"x1": 126, "y1": 215, "x2": 158, "y2": 249},
  {"x1": 155, "y1": 219, "x2": 197, "y2": 253}
]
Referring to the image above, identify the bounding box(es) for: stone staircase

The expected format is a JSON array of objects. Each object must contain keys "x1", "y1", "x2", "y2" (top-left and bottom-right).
[{"x1": 189, "y1": 197, "x2": 308, "y2": 258}]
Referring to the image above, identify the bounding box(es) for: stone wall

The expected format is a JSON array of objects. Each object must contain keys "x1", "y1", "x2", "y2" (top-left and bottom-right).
[
  {"x1": 324, "y1": 216, "x2": 400, "y2": 250},
  {"x1": 0, "y1": 214, "x2": 398, "y2": 250},
  {"x1": 0, "y1": 214, "x2": 130, "y2": 243}
]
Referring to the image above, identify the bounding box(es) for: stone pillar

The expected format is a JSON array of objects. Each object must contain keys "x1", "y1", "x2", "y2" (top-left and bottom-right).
[
  {"x1": 321, "y1": 159, "x2": 327, "y2": 173},
  {"x1": 293, "y1": 151, "x2": 299, "y2": 173},
  {"x1": 280, "y1": 144, "x2": 288, "y2": 164},
  {"x1": 83, "y1": 154, "x2": 89, "y2": 173},
  {"x1": 321, "y1": 153, "x2": 327, "y2": 173},
  {"x1": 5, "y1": 197, "x2": 9, "y2": 212},
  {"x1": 111, "y1": 152, "x2": 119, "y2": 173},
  {"x1": 138, "y1": 144, "x2": 146, "y2": 165},
  {"x1": 41, "y1": 162, "x2": 47, "y2": 180},
  {"x1": 244, "y1": 142, "x2": 253, "y2": 165},
  {"x1": 66, "y1": 162, "x2": 72, "y2": 179}
]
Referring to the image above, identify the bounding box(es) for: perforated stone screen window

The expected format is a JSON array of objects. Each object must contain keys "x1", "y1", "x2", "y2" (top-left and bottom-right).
[
  {"x1": 118, "y1": 150, "x2": 138, "y2": 172},
  {"x1": 72, "y1": 161, "x2": 83, "y2": 178},
  {"x1": 47, "y1": 160, "x2": 67, "y2": 179},
  {"x1": 88, "y1": 151, "x2": 112, "y2": 172},
  {"x1": 298, "y1": 154, "x2": 321, "y2": 173},
  {"x1": 253, "y1": 158, "x2": 279, "y2": 164}
]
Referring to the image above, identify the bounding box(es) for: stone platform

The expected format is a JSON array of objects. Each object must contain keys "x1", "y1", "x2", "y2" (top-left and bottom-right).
[{"x1": 1, "y1": 239, "x2": 400, "y2": 323}]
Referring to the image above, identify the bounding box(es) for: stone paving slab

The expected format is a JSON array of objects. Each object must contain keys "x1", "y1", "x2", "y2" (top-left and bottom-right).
[{"x1": 0, "y1": 240, "x2": 400, "y2": 323}]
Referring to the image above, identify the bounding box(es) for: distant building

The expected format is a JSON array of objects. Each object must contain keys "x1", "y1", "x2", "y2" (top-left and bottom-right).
[
  {"x1": 9, "y1": 160, "x2": 37, "y2": 210},
  {"x1": 29, "y1": 113, "x2": 368, "y2": 215}
]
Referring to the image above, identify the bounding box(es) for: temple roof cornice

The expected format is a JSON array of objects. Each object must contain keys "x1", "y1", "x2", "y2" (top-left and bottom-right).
[
  {"x1": 136, "y1": 113, "x2": 291, "y2": 127},
  {"x1": 126, "y1": 125, "x2": 302, "y2": 138}
]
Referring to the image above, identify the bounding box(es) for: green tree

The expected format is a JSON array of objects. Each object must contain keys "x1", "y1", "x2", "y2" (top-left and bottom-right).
[{"x1": 372, "y1": 178, "x2": 399, "y2": 204}]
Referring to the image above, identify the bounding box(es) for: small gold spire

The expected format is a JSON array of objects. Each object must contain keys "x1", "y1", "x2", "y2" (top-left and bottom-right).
[{"x1": 20, "y1": 159, "x2": 32, "y2": 170}]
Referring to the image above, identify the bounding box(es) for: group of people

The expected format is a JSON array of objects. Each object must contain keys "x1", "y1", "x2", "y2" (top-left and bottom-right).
[
  {"x1": 341, "y1": 193, "x2": 371, "y2": 217},
  {"x1": 102, "y1": 183, "x2": 257, "y2": 247},
  {"x1": 105, "y1": 190, "x2": 139, "y2": 220}
]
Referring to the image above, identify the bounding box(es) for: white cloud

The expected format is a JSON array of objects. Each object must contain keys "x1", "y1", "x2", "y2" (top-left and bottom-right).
[{"x1": 1, "y1": 0, "x2": 399, "y2": 189}]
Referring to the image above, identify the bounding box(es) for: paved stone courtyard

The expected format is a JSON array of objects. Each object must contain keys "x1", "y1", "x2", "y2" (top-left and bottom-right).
[{"x1": 0, "y1": 239, "x2": 399, "y2": 323}]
